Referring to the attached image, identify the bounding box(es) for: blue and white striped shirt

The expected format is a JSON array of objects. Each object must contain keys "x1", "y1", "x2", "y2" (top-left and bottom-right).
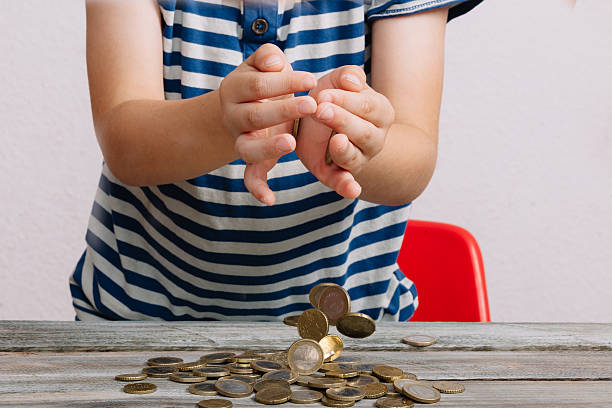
[{"x1": 70, "y1": 0, "x2": 481, "y2": 321}]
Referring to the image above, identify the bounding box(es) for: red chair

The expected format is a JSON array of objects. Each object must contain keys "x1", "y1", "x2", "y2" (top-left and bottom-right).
[{"x1": 397, "y1": 220, "x2": 490, "y2": 322}]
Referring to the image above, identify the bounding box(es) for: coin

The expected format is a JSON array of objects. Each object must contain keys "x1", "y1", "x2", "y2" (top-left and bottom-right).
[
  {"x1": 325, "y1": 369, "x2": 359, "y2": 378},
  {"x1": 123, "y1": 382, "x2": 156, "y2": 394},
  {"x1": 251, "y1": 359, "x2": 285, "y2": 373},
  {"x1": 291, "y1": 390, "x2": 323, "y2": 404},
  {"x1": 309, "y1": 282, "x2": 337, "y2": 307},
  {"x1": 141, "y1": 366, "x2": 177, "y2": 378},
  {"x1": 262, "y1": 369, "x2": 298, "y2": 383},
  {"x1": 287, "y1": 339, "x2": 324, "y2": 375},
  {"x1": 345, "y1": 375, "x2": 378, "y2": 387},
  {"x1": 317, "y1": 286, "x2": 350, "y2": 325},
  {"x1": 372, "y1": 365, "x2": 404, "y2": 382},
  {"x1": 320, "y1": 363, "x2": 341, "y2": 372},
  {"x1": 194, "y1": 367, "x2": 230, "y2": 378},
  {"x1": 227, "y1": 362, "x2": 254, "y2": 374},
  {"x1": 393, "y1": 379, "x2": 424, "y2": 393},
  {"x1": 432, "y1": 380, "x2": 465, "y2": 394},
  {"x1": 307, "y1": 377, "x2": 347, "y2": 389},
  {"x1": 402, "y1": 384, "x2": 441, "y2": 403},
  {"x1": 353, "y1": 363, "x2": 375, "y2": 374},
  {"x1": 235, "y1": 352, "x2": 261, "y2": 363},
  {"x1": 253, "y1": 379, "x2": 291, "y2": 392},
  {"x1": 297, "y1": 309, "x2": 329, "y2": 341},
  {"x1": 179, "y1": 361, "x2": 207, "y2": 371},
  {"x1": 336, "y1": 313, "x2": 376, "y2": 339},
  {"x1": 189, "y1": 382, "x2": 218, "y2": 396},
  {"x1": 319, "y1": 335, "x2": 344, "y2": 362},
  {"x1": 375, "y1": 397, "x2": 414, "y2": 408},
  {"x1": 325, "y1": 386, "x2": 365, "y2": 402},
  {"x1": 401, "y1": 372, "x2": 418, "y2": 380},
  {"x1": 361, "y1": 383, "x2": 388, "y2": 399},
  {"x1": 253, "y1": 349, "x2": 280, "y2": 356},
  {"x1": 197, "y1": 398, "x2": 233, "y2": 408},
  {"x1": 114, "y1": 373, "x2": 147, "y2": 381},
  {"x1": 201, "y1": 352, "x2": 237, "y2": 364},
  {"x1": 254, "y1": 386, "x2": 292, "y2": 404},
  {"x1": 169, "y1": 372, "x2": 207, "y2": 383},
  {"x1": 401, "y1": 335, "x2": 437, "y2": 347},
  {"x1": 384, "y1": 383, "x2": 401, "y2": 397},
  {"x1": 333, "y1": 356, "x2": 361, "y2": 364},
  {"x1": 226, "y1": 375, "x2": 257, "y2": 385},
  {"x1": 146, "y1": 356, "x2": 183, "y2": 366},
  {"x1": 215, "y1": 378, "x2": 253, "y2": 398},
  {"x1": 321, "y1": 396, "x2": 355, "y2": 407},
  {"x1": 283, "y1": 315, "x2": 301, "y2": 327}
]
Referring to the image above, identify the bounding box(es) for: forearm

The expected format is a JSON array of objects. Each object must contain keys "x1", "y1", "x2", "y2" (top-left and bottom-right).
[
  {"x1": 355, "y1": 122, "x2": 438, "y2": 205},
  {"x1": 97, "y1": 90, "x2": 238, "y2": 186}
]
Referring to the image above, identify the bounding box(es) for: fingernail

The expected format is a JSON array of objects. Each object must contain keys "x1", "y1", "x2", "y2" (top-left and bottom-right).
[
  {"x1": 343, "y1": 74, "x2": 361, "y2": 87},
  {"x1": 302, "y1": 75, "x2": 316, "y2": 89},
  {"x1": 298, "y1": 99, "x2": 314, "y2": 115},
  {"x1": 318, "y1": 106, "x2": 334, "y2": 121},
  {"x1": 264, "y1": 56, "x2": 282, "y2": 68},
  {"x1": 276, "y1": 137, "x2": 292, "y2": 153}
]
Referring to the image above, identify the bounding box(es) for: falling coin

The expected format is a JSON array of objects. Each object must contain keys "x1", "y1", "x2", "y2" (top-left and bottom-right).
[
  {"x1": 146, "y1": 356, "x2": 183, "y2": 366},
  {"x1": 402, "y1": 384, "x2": 441, "y2": 404},
  {"x1": 375, "y1": 397, "x2": 414, "y2": 408},
  {"x1": 123, "y1": 382, "x2": 157, "y2": 394},
  {"x1": 401, "y1": 335, "x2": 437, "y2": 347},
  {"x1": 288, "y1": 339, "x2": 324, "y2": 375},
  {"x1": 309, "y1": 282, "x2": 337, "y2": 307},
  {"x1": 319, "y1": 335, "x2": 344, "y2": 362},
  {"x1": 336, "y1": 313, "x2": 376, "y2": 339},
  {"x1": 291, "y1": 390, "x2": 324, "y2": 404},
  {"x1": 114, "y1": 373, "x2": 147, "y2": 381},
  {"x1": 432, "y1": 380, "x2": 465, "y2": 394},
  {"x1": 326, "y1": 386, "x2": 365, "y2": 402},
  {"x1": 255, "y1": 386, "x2": 292, "y2": 404},
  {"x1": 298, "y1": 309, "x2": 329, "y2": 341},
  {"x1": 372, "y1": 365, "x2": 404, "y2": 382},
  {"x1": 283, "y1": 315, "x2": 301, "y2": 327},
  {"x1": 251, "y1": 360, "x2": 286, "y2": 373},
  {"x1": 189, "y1": 382, "x2": 218, "y2": 396},
  {"x1": 141, "y1": 366, "x2": 177, "y2": 378},
  {"x1": 317, "y1": 285, "x2": 351, "y2": 325},
  {"x1": 361, "y1": 383, "x2": 388, "y2": 399},
  {"x1": 197, "y1": 398, "x2": 233, "y2": 408}
]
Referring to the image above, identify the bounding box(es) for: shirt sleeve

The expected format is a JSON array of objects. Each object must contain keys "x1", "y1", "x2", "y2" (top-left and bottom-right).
[{"x1": 365, "y1": 0, "x2": 483, "y2": 23}]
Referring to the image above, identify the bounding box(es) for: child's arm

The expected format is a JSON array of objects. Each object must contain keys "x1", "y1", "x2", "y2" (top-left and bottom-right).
[{"x1": 86, "y1": 0, "x2": 316, "y2": 187}]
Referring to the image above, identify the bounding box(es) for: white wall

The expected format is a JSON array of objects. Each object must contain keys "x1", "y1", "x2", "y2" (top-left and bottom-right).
[{"x1": 0, "y1": 0, "x2": 610, "y2": 321}]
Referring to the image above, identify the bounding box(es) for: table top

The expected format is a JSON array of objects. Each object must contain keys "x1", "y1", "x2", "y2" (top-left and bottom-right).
[{"x1": 0, "y1": 321, "x2": 610, "y2": 407}]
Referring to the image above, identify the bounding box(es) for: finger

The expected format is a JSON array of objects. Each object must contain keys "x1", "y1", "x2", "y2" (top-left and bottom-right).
[
  {"x1": 327, "y1": 132, "x2": 367, "y2": 174},
  {"x1": 244, "y1": 159, "x2": 278, "y2": 206},
  {"x1": 328, "y1": 65, "x2": 367, "y2": 92},
  {"x1": 235, "y1": 131, "x2": 296, "y2": 163},
  {"x1": 315, "y1": 102, "x2": 384, "y2": 158},
  {"x1": 316, "y1": 88, "x2": 394, "y2": 128},
  {"x1": 236, "y1": 95, "x2": 316, "y2": 132},
  {"x1": 319, "y1": 165, "x2": 362, "y2": 199},
  {"x1": 232, "y1": 70, "x2": 317, "y2": 103},
  {"x1": 245, "y1": 43, "x2": 290, "y2": 72}
]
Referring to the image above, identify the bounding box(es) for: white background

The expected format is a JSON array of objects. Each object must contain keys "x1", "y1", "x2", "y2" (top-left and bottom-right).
[{"x1": 0, "y1": 0, "x2": 610, "y2": 321}]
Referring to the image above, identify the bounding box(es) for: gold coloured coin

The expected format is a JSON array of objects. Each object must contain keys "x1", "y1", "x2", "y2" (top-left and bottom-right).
[
  {"x1": 169, "y1": 372, "x2": 207, "y2": 383},
  {"x1": 402, "y1": 384, "x2": 441, "y2": 404},
  {"x1": 114, "y1": 373, "x2": 147, "y2": 381},
  {"x1": 432, "y1": 380, "x2": 465, "y2": 394},
  {"x1": 375, "y1": 397, "x2": 414, "y2": 408},
  {"x1": 253, "y1": 349, "x2": 280, "y2": 356},
  {"x1": 201, "y1": 352, "x2": 237, "y2": 364},
  {"x1": 345, "y1": 375, "x2": 378, "y2": 387},
  {"x1": 401, "y1": 335, "x2": 437, "y2": 347},
  {"x1": 262, "y1": 369, "x2": 298, "y2": 383},
  {"x1": 319, "y1": 335, "x2": 344, "y2": 362},
  {"x1": 146, "y1": 356, "x2": 183, "y2": 366},
  {"x1": 401, "y1": 372, "x2": 418, "y2": 380},
  {"x1": 235, "y1": 352, "x2": 261, "y2": 363},
  {"x1": 283, "y1": 315, "x2": 300, "y2": 327},
  {"x1": 320, "y1": 363, "x2": 340, "y2": 372},
  {"x1": 251, "y1": 359, "x2": 285, "y2": 373},
  {"x1": 291, "y1": 390, "x2": 323, "y2": 404},
  {"x1": 360, "y1": 383, "x2": 388, "y2": 399},
  {"x1": 321, "y1": 396, "x2": 355, "y2": 407},
  {"x1": 325, "y1": 386, "x2": 365, "y2": 402},
  {"x1": 333, "y1": 356, "x2": 360, "y2": 364},
  {"x1": 226, "y1": 375, "x2": 257, "y2": 385},
  {"x1": 194, "y1": 367, "x2": 230, "y2": 378},
  {"x1": 288, "y1": 339, "x2": 324, "y2": 375},
  {"x1": 353, "y1": 363, "x2": 375, "y2": 374},
  {"x1": 189, "y1": 382, "x2": 218, "y2": 396},
  {"x1": 141, "y1": 366, "x2": 177, "y2": 378},
  {"x1": 297, "y1": 309, "x2": 329, "y2": 341},
  {"x1": 336, "y1": 313, "x2": 376, "y2": 339},
  {"x1": 197, "y1": 398, "x2": 233, "y2": 408},
  {"x1": 228, "y1": 362, "x2": 254, "y2": 374},
  {"x1": 254, "y1": 386, "x2": 292, "y2": 404},
  {"x1": 393, "y1": 379, "x2": 423, "y2": 393},
  {"x1": 308, "y1": 377, "x2": 347, "y2": 389},
  {"x1": 215, "y1": 378, "x2": 254, "y2": 398},
  {"x1": 309, "y1": 282, "x2": 337, "y2": 307},
  {"x1": 317, "y1": 286, "x2": 350, "y2": 325},
  {"x1": 123, "y1": 382, "x2": 156, "y2": 394},
  {"x1": 325, "y1": 369, "x2": 359, "y2": 378},
  {"x1": 384, "y1": 383, "x2": 401, "y2": 397},
  {"x1": 372, "y1": 365, "x2": 404, "y2": 382},
  {"x1": 179, "y1": 361, "x2": 207, "y2": 371},
  {"x1": 253, "y1": 379, "x2": 291, "y2": 392}
]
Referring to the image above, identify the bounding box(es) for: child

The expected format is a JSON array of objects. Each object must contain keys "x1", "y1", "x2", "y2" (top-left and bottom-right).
[{"x1": 71, "y1": 0, "x2": 482, "y2": 321}]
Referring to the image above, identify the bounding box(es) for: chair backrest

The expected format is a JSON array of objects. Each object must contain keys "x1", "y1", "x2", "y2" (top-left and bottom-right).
[{"x1": 397, "y1": 220, "x2": 490, "y2": 322}]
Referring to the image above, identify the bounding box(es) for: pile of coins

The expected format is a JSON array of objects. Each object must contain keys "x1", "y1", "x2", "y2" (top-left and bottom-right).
[{"x1": 115, "y1": 283, "x2": 465, "y2": 406}]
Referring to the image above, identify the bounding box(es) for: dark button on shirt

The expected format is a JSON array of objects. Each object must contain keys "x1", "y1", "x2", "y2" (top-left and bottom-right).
[{"x1": 251, "y1": 18, "x2": 269, "y2": 35}]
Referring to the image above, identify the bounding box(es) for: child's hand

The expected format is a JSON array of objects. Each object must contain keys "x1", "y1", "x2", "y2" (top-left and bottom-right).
[
  {"x1": 295, "y1": 66, "x2": 395, "y2": 199},
  {"x1": 219, "y1": 44, "x2": 317, "y2": 205}
]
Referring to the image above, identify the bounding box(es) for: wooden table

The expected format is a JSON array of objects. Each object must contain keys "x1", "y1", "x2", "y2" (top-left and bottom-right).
[{"x1": 0, "y1": 321, "x2": 610, "y2": 407}]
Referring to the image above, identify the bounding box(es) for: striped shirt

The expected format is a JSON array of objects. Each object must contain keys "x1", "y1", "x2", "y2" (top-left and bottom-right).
[{"x1": 70, "y1": 0, "x2": 481, "y2": 321}]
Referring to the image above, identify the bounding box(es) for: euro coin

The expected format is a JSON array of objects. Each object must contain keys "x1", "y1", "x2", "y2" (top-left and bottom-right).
[
  {"x1": 319, "y1": 335, "x2": 343, "y2": 362},
  {"x1": 123, "y1": 382, "x2": 156, "y2": 394},
  {"x1": 345, "y1": 375, "x2": 378, "y2": 387},
  {"x1": 402, "y1": 384, "x2": 441, "y2": 404},
  {"x1": 317, "y1": 285, "x2": 350, "y2": 325},
  {"x1": 251, "y1": 359, "x2": 285, "y2": 373},
  {"x1": 353, "y1": 363, "x2": 376, "y2": 374},
  {"x1": 201, "y1": 352, "x2": 237, "y2": 364},
  {"x1": 141, "y1": 366, "x2": 177, "y2": 378},
  {"x1": 288, "y1": 339, "x2": 324, "y2": 375},
  {"x1": 307, "y1": 377, "x2": 347, "y2": 389},
  {"x1": 215, "y1": 378, "x2": 254, "y2": 398},
  {"x1": 189, "y1": 382, "x2": 218, "y2": 396},
  {"x1": 283, "y1": 315, "x2": 300, "y2": 327},
  {"x1": 401, "y1": 335, "x2": 437, "y2": 347},
  {"x1": 262, "y1": 369, "x2": 298, "y2": 383},
  {"x1": 321, "y1": 396, "x2": 355, "y2": 407},
  {"x1": 253, "y1": 349, "x2": 280, "y2": 356},
  {"x1": 325, "y1": 369, "x2": 359, "y2": 378},
  {"x1": 401, "y1": 372, "x2": 418, "y2": 380},
  {"x1": 297, "y1": 309, "x2": 329, "y2": 341},
  {"x1": 235, "y1": 352, "x2": 261, "y2": 363},
  {"x1": 253, "y1": 379, "x2": 291, "y2": 392},
  {"x1": 228, "y1": 362, "x2": 254, "y2": 374},
  {"x1": 375, "y1": 397, "x2": 414, "y2": 408},
  {"x1": 194, "y1": 367, "x2": 230, "y2": 378},
  {"x1": 254, "y1": 386, "x2": 292, "y2": 404},
  {"x1": 226, "y1": 375, "x2": 257, "y2": 385},
  {"x1": 146, "y1": 356, "x2": 183, "y2": 366},
  {"x1": 360, "y1": 383, "x2": 388, "y2": 399},
  {"x1": 336, "y1": 313, "x2": 376, "y2": 339},
  {"x1": 333, "y1": 356, "x2": 360, "y2": 364},
  {"x1": 114, "y1": 373, "x2": 147, "y2": 381},
  {"x1": 291, "y1": 390, "x2": 323, "y2": 404},
  {"x1": 432, "y1": 380, "x2": 465, "y2": 394},
  {"x1": 320, "y1": 363, "x2": 341, "y2": 372},
  {"x1": 179, "y1": 361, "x2": 207, "y2": 372},
  {"x1": 197, "y1": 398, "x2": 232, "y2": 408},
  {"x1": 384, "y1": 383, "x2": 401, "y2": 397},
  {"x1": 393, "y1": 379, "x2": 423, "y2": 393},
  {"x1": 309, "y1": 282, "x2": 337, "y2": 307},
  {"x1": 169, "y1": 372, "x2": 207, "y2": 383},
  {"x1": 325, "y1": 386, "x2": 365, "y2": 402},
  {"x1": 372, "y1": 365, "x2": 403, "y2": 382}
]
